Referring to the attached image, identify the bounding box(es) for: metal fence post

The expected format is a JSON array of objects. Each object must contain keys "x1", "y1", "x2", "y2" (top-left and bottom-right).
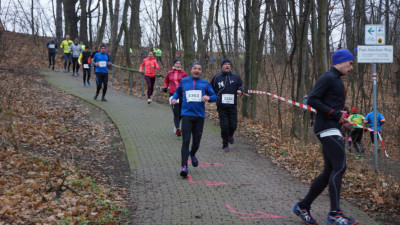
[
  {"x1": 111, "y1": 66, "x2": 114, "y2": 85},
  {"x1": 141, "y1": 74, "x2": 144, "y2": 97},
  {"x1": 129, "y1": 71, "x2": 133, "y2": 93},
  {"x1": 120, "y1": 69, "x2": 123, "y2": 89},
  {"x1": 156, "y1": 76, "x2": 159, "y2": 101}
]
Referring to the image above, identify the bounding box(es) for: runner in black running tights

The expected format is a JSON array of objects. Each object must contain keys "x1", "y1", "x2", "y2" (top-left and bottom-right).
[{"x1": 292, "y1": 49, "x2": 358, "y2": 225}]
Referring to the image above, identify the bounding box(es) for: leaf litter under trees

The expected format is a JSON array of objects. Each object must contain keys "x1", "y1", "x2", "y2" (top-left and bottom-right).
[
  {"x1": 1, "y1": 31, "x2": 399, "y2": 224},
  {"x1": 0, "y1": 33, "x2": 131, "y2": 223}
]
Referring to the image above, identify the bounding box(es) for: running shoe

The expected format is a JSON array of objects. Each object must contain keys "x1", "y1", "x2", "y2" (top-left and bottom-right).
[
  {"x1": 176, "y1": 128, "x2": 182, "y2": 137},
  {"x1": 87, "y1": 81, "x2": 91, "y2": 86},
  {"x1": 180, "y1": 166, "x2": 188, "y2": 177},
  {"x1": 82, "y1": 83, "x2": 86, "y2": 87},
  {"x1": 326, "y1": 211, "x2": 358, "y2": 225},
  {"x1": 101, "y1": 97, "x2": 107, "y2": 102},
  {"x1": 229, "y1": 136, "x2": 234, "y2": 144},
  {"x1": 292, "y1": 202, "x2": 318, "y2": 224},
  {"x1": 191, "y1": 154, "x2": 198, "y2": 167},
  {"x1": 222, "y1": 147, "x2": 230, "y2": 152},
  {"x1": 147, "y1": 99, "x2": 152, "y2": 104},
  {"x1": 93, "y1": 95, "x2": 98, "y2": 100}
]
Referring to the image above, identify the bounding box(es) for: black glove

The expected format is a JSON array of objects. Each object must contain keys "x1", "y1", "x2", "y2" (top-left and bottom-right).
[{"x1": 163, "y1": 88, "x2": 168, "y2": 93}]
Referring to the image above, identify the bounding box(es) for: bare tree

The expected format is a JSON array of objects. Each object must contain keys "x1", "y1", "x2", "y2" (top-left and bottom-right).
[
  {"x1": 178, "y1": 0, "x2": 195, "y2": 71},
  {"x1": 56, "y1": 0, "x2": 63, "y2": 42},
  {"x1": 241, "y1": 0, "x2": 268, "y2": 119},
  {"x1": 62, "y1": 0, "x2": 79, "y2": 39},
  {"x1": 80, "y1": 0, "x2": 88, "y2": 44},
  {"x1": 129, "y1": 0, "x2": 141, "y2": 48},
  {"x1": 96, "y1": 0, "x2": 107, "y2": 47}
]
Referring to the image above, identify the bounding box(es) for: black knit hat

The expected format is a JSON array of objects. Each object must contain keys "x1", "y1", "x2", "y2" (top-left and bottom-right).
[
  {"x1": 173, "y1": 58, "x2": 181, "y2": 64},
  {"x1": 221, "y1": 58, "x2": 232, "y2": 67}
]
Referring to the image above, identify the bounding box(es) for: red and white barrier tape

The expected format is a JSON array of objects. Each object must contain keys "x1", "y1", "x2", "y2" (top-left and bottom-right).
[
  {"x1": 247, "y1": 90, "x2": 317, "y2": 113},
  {"x1": 248, "y1": 89, "x2": 389, "y2": 157}
]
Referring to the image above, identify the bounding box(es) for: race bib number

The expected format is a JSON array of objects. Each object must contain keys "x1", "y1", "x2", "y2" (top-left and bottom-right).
[
  {"x1": 186, "y1": 90, "x2": 202, "y2": 102},
  {"x1": 99, "y1": 61, "x2": 107, "y2": 67},
  {"x1": 83, "y1": 64, "x2": 89, "y2": 69},
  {"x1": 48, "y1": 44, "x2": 55, "y2": 49},
  {"x1": 221, "y1": 94, "x2": 234, "y2": 104},
  {"x1": 73, "y1": 51, "x2": 80, "y2": 57}
]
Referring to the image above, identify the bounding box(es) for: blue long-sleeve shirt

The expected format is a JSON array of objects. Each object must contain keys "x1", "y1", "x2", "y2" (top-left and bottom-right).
[
  {"x1": 364, "y1": 112, "x2": 385, "y2": 132},
  {"x1": 172, "y1": 76, "x2": 216, "y2": 118},
  {"x1": 92, "y1": 52, "x2": 111, "y2": 74}
]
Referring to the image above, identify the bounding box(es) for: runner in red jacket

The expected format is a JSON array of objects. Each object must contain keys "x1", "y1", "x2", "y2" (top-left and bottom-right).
[
  {"x1": 139, "y1": 51, "x2": 160, "y2": 103},
  {"x1": 163, "y1": 58, "x2": 188, "y2": 136}
]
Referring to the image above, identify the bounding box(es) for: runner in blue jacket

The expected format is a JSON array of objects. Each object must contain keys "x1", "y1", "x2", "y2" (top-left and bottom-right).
[{"x1": 171, "y1": 62, "x2": 216, "y2": 178}]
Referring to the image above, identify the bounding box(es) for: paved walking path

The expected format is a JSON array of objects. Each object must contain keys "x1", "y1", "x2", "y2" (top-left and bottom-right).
[{"x1": 43, "y1": 69, "x2": 376, "y2": 225}]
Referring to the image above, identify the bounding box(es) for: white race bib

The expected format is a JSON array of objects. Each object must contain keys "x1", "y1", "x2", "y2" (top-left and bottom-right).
[
  {"x1": 73, "y1": 51, "x2": 80, "y2": 57},
  {"x1": 49, "y1": 44, "x2": 55, "y2": 49},
  {"x1": 221, "y1": 94, "x2": 234, "y2": 104},
  {"x1": 83, "y1": 64, "x2": 89, "y2": 69},
  {"x1": 99, "y1": 61, "x2": 107, "y2": 67},
  {"x1": 186, "y1": 90, "x2": 202, "y2": 102}
]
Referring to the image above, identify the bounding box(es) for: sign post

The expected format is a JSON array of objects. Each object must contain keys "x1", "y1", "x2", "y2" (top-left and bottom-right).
[{"x1": 359, "y1": 24, "x2": 392, "y2": 173}]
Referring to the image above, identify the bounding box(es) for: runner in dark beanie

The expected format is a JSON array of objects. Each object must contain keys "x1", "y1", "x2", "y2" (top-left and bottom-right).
[{"x1": 292, "y1": 49, "x2": 359, "y2": 225}]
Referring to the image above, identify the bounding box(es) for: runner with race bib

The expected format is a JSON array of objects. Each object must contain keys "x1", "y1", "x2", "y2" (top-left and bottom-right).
[
  {"x1": 78, "y1": 45, "x2": 92, "y2": 87},
  {"x1": 92, "y1": 44, "x2": 112, "y2": 102},
  {"x1": 171, "y1": 62, "x2": 216, "y2": 178},
  {"x1": 210, "y1": 58, "x2": 244, "y2": 152}
]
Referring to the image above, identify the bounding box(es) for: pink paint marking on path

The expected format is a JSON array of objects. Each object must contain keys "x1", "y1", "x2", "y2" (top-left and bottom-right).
[
  {"x1": 187, "y1": 161, "x2": 224, "y2": 167},
  {"x1": 225, "y1": 204, "x2": 282, "y2": 219},
  {"x1": 187, "y1": 175, "x2": 229, "y2": 186}
]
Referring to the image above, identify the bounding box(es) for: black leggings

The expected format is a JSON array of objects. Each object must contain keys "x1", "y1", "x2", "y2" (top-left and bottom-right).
[
  {"x1": 300, "y1": 131, "x2": 347, "y2": 211},
  {"x1": 181, "y1": 116, "x2": 204, "y2": 167},
  {"x1": 72, "y1": 57, "x2": 80, "y2": 73},
  {"x1": 48, "y1": 52, "x2": 55, "y2": 66},
  {"x1": 217, "y1": 106, "x2": 237, "y2": 147},
  {"x1": 350, "y1": 128, "x2": 364, "y2": 153},
  {"x1": 95, "y1": 73, "x2": 108, "y2": 97},
  {"x1": 83, "y1": 68, "x2": 91, "y2": 83},
  {"x1": 169, "y1": 93, "x2": 182, "y2": 129}
]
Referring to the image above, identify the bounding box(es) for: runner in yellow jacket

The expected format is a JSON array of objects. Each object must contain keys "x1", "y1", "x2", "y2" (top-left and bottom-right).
[{"x1": 60, "y1": 35, "x2": 73, "y2": 73}]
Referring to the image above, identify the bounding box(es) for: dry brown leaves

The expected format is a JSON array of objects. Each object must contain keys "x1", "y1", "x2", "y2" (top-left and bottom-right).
[
  {"x1": 0, "y1": 65, "x2": 130, "y2": 222},
  {"x1": 235, "y1": 117, "x2": 400, "y2": 223}
]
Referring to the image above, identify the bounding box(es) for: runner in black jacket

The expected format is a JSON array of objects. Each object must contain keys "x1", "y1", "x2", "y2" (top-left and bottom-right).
[
  {"x1": 292, "y1": 49, "x2": 358, "y2": 225},
  {"x1": 210, "y1": 58, "x2": 244, "y2": 152}
]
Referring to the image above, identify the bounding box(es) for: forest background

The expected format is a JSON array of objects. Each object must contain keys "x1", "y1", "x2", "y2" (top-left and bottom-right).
[{"x1": 0, "y1": 0, "x2": 399, "y2": 224}]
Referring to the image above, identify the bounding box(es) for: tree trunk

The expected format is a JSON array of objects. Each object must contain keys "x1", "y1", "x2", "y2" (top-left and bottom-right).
[
  {"x1": 96, "y1": 0, "x2": 107, "y2": 47},
  {"x1": 111, "y1": 0, "x2": 129, "y2": 64},
  {"x1": 79, "y1": 0, "x2": 88, "y2": 44},
  {"x1": 56, "y1": 0, "x2": 63, "y2": 43},
  {"x1": 31, "y1": 0, "x2": 34, "y2": 35},
  {"x1": 242, "y1": 0, "x2": 266, "y2": 119},
  {"x1": 271, "y1": 0, "x2": 287, "y2": 65},
  {"x1": 178, "y1": 0, "x2": 195, "y2": 71},
  {"x1": 233, "y1": 0, "x2": 239, "y2": 54},
  {"x1": 317, "y1": 0, "x2": 328, "y2": 74},
  {"x1": 196, "y1": 0, "x2": 216, "y2": 66},
  {"x1": 62, "y1": 0, "x2": 79, "y2": 39},
  {"x1": 291, "y1": 0, "x2": 311, "y2": 138},
  {"x1": 109, "y1": 0, "x2": 120, "y2": 58},
  {"x1": 160, "y1": 0, "x2": 172, "y2": 60},
  {"x1": 129, "y1": 0, "x2": 141, "y2": 48},
  {"x1": 215, "y1": 0, "x2": 226, "y2": 58}
]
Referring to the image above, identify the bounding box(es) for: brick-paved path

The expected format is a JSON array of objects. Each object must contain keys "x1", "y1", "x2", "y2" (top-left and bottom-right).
[{"x1": 43, "y1": 69, "x2": 377, "y2": 224}]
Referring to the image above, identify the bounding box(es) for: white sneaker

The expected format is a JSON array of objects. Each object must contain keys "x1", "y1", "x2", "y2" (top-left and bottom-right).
[
  {"x1": 174, "y1": 127, "x2": 177, "y2": 134},
  {"x1": 147, "y1": 99, "x2": 152, "y2": 104}
]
